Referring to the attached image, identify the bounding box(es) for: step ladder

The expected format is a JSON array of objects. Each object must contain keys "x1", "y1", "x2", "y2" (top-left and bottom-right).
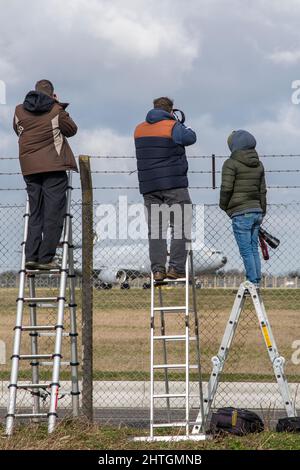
[
  {"x1": 192, "y1": 281, "x2": 297, "y2": 434},
  {"x1": 6, "y1": 171, "x2": 80, "y2": 436},
  {"x1": 135, "y1": 249, "x2": 206, "y2": 442}
]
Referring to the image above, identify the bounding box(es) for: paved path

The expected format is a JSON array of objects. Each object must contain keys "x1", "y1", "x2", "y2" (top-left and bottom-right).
[{"x1": 1, "y1": 380, "x2": 299, "y2": 409}]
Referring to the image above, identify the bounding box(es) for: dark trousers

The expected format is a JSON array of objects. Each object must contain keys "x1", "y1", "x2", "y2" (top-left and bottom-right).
[
  {"x1": 24, "y1": 171, "x2": 68, "y2": 263},
  {"x1": 143, "y1": 188, "x2": 192, "y2": 274}
]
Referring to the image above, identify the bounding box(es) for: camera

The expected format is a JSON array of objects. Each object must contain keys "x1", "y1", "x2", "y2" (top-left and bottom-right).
[
  {"x1": 259, "y1": 228, "x2": 280, "y2": 250},
  {"x1": 173, "y1": 108, "x2": 185, "y2": 124}
]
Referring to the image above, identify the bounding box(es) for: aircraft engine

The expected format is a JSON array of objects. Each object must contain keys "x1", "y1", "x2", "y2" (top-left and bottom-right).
[{"x1": 99, "y1": 269, "x2": 127, "y2": 284}]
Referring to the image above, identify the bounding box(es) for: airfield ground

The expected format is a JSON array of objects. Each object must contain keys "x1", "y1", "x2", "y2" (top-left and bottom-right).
[
  {"x1": 0, "y1": 288, "x2": 299, "y2": 449},
  {"x1": 0, "y1": 287, "x2": 299, "y2": 379},
  {"x1": 0, "y1": 420, "x2": 300, "y2": 450}
]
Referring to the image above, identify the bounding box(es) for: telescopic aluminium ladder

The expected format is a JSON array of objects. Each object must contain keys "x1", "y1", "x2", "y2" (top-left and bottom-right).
[
  {"x1": 6, "y1": 172, "x2": 80, "y2": 436},
  {"x1": 192, "y1": 281, "x2": 297, "y2": 434},
  {"x1": 135, "y1": 248, "x2": 207, "y2": 442}
]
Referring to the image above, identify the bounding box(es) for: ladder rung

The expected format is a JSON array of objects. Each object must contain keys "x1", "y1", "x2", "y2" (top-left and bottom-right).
[
  {"x1": 152, "y1": 421, "x2": 200, "y2": 428},
  {"x1": 153, "y1": 393, "x2": 187, "y2": 398},
  {"x1": 36, "y1": 303, "x2": 57, "y2": 308},
  {"x1": 155, "y1": 278, "x2": 187, "y2": 284},
  {"x1": 18, "y1": 384, "x2": 49, "y2": 389},
  {"x1": 24, "y1": 297, "x2": 58, "y2": 303},
  {"x1": 153, "y1": 306, "x2": 186, "y2": 312},
  {"x1": 22, "y1": 326, "x2": 55, "y2": 331},
  {"x1": 15, "y1": 413, "x2": 48, "y2": 419},
  {"x1": 38, "y1": 332, "x2": 69, "y2": 337},
  {"x1": 153, "y1": 364, "x2": 198, "y2": 369},
  {"x1": 152, "y1": 422, "x2": 188, "y2": 428},
  {"x1": 153, "y1": 335, "x2": 196, "y2": 341},
  {"x1": 19, "y1": 354, "x2": 53, "y2": 360},
  {"x1": 40, "y1": 361, "x2": 69, "y2": 366},
  {"x1": 153, "y1": 364, "x2": 186, "y2": 369},
  {"x1": 34, "y1": 303, "x2": 70, "y2": 309},
  {"x1": 26, "y1": 269, "x2": 61, "y2": 274}
]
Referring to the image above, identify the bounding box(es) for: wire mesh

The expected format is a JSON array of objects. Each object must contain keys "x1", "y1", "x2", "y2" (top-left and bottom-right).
[
  {"x1": 1, "y1": 153, "x2": 300, "y2": 428},
  {"x1": 88, "y1": 201, "x2": 300, "y2": 426}
]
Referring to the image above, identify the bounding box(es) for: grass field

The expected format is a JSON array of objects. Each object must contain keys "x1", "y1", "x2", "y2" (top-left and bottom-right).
[
  {"x1": 1, "y1": 287, "x2": 300, "y2": 450},
  {"x1": 0, "y1": 420, "x2": 300, "y2": 450},
  {"x1": 0, "y1": 287, "x2": 299, "y2": 381}
]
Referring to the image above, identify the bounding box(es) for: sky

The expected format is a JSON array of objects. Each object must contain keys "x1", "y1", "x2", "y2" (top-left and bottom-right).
[
  {"x1": 1, "y1": 0, "x2": 300, "y2": 199},
  {"x1": 1, "y1": 0, "x2": 300, "y2": 204}
]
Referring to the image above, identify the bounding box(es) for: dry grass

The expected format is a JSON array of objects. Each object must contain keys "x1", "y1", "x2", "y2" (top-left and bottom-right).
[
  {"x1": 0, "y1": 419, "x2": 300, "y2": 450},
  {"x1": 0, "y1": 288, "x2": 300, "y2": 379}
]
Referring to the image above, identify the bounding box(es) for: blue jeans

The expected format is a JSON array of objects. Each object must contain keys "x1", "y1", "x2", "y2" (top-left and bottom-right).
[{"x1": 232, "y1": 212, "x2": 263, "y2": 284}]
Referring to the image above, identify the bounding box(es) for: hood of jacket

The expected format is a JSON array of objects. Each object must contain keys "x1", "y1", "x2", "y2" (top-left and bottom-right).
[
  {"x1": 23, "y1": 91, "x2": 69, "y2": 114},
  {"x1": 231, "y1": 148, "x2": 260, "y2": 168},
  {"x1": 23, "y1": 91, "x2": 56, "y2": 113},
  {"x1": 145, "y1": 108, "x2": 175, "y2": 124},
  {"x1": 227, "y1": 129, "x2": 257, "y2": 153}
]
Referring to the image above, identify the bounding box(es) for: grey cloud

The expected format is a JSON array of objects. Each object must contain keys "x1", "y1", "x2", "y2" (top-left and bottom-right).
[{"x1": 1, "y1": 0, "x2": 300, "y2": 204}]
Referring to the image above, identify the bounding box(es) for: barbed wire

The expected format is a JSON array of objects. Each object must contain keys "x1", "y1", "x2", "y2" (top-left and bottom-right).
[
  {"x1": 84, "y1": 185, "x2": 300, "y2": 190},
  {"x1": 91, "y1": 169, "x2": 300, "y2": 175},
  {"x1": 86, "y1": 154, "x2": 300, "y2": 159},
  {"x1": 2, "y1": 154, "x2": 300, "y2": 161},
  {"x1": 90, "y1": 170, "x2": 215, "y2": 174},
  {"x1": 0, "y1": 157, "x2": 19, "y2": 160},
  {"x1": 0, "y1": 188, "x2": 25, "y2": 191},
  {"x1": 1, "y1": 168, "x2": 300, "y2": 176},
  {"x1": 1, "y1": 185, "x2": 300, "y2": 191},
  {"x1": 0, "y1": 186, "x2": 71, "y2": 190},
  {"x1": 2, "y1": 200, "x2": 300, "y2": 208}
]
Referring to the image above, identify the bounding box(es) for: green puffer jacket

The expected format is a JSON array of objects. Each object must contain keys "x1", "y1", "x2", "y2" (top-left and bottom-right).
[{"x1": 219, "y1": 149, "x2": 267, "y2": 217}]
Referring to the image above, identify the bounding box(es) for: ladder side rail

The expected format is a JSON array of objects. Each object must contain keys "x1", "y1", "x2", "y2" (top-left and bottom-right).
[
  {"x1": 68, "y1": 220, "x2": 80, "y2": 417},
  {"x1": 158, "y1": 287, "x2": 171, "y2": 421},
  {"x1": 206, "y1": 285, "x2": 246, "y2": 414},
  {"x1": 150, "y1": 272, "x2": 155, "y2": 439},
  {"x1": 258, "y1": 293, "x2": 284, "y2": 359},
  {"x1": 189, "y1": 250, "x2": 205, "y2": 433},
  {"x1": 193, "y1": 283, "x2": 246, "y2": 434},
  {"x1": 28, "y1": 274, "x2": 41, "y2": 420},
  {"x1": 48, "y1": 172, "x2": 72, "y2": 433},
  {"x1": 249, "y1": 285, "x2": 296, "y2": 417},
  {"x1": 6, "y1": 198, "x2": 30, "y2": 436},
  {"x1": 250, "y1": 286, "x2": 279, "y2": 353},
  {"x1": 185, "y1": 252, "x2": 190, "y2": 436}
]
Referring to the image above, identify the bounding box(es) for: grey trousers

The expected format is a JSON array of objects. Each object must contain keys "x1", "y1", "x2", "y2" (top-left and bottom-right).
[{"x1": 143, "y1": 188, "x2": 192, "y2": 274}]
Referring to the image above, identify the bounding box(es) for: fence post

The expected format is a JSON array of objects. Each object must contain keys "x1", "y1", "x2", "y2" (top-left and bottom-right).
[
  {"x1": 212, "y1": 154, "x2": 216, "y2": 189},
  {"x1": 79, "y1": 155, "x2": 94, "y2": 422}
]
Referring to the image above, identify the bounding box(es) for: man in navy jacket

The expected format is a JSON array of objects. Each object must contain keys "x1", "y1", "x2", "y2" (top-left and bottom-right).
[{"x1": 134, "y1": 97, "x2": 196, "y2": 281}]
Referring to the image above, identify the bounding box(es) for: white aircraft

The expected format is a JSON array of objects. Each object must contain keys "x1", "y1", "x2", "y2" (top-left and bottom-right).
[{"x1": 93, "y1": 242, "x2": 227, "y2": 289}]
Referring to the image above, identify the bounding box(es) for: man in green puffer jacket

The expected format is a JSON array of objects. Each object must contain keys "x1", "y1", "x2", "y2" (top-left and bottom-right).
[{"x1": 219, "y1": 130, "x2": 267, "y2": 286}]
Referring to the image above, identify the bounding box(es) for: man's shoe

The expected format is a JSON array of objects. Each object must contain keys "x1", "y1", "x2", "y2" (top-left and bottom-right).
[
  {"x1": 166, "y1": 268, "x2": 186, "y2": 279},
  {"x1": 25, "y1": 261, "x2": 39, "y2": 270},
  {"x1": 153, "y1": 271, "x2": 166, "y2": 282},
  {"x1": 35, "y1": 261, "x2": 60, "y2": 270}
]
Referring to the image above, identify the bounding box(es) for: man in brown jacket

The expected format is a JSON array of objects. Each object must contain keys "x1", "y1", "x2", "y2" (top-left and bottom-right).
[{"x1": 13, "y1": 79, "x2": 78, "y2": 270}]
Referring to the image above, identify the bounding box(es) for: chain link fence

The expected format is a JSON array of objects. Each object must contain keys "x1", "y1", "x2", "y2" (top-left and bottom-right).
[
  {"x1": 0, "y1": 155, "x2": 300, "y2": 429},
  {"x1": 90, "y1": 200, "x2": 300, "y2": 426}
]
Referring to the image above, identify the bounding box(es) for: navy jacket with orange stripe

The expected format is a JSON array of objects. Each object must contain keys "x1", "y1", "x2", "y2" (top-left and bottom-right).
[{"x1": 134, "y1": 109, "x2": 196, "y2": 194}]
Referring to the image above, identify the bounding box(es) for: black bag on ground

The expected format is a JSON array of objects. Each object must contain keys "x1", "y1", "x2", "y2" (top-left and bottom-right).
[
  {"x1": 210, "y1": 407, "x2": 264, "y2": 436},
  {"x1": 276, "y1": 417, "x2": 300, "y2": 432}
]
